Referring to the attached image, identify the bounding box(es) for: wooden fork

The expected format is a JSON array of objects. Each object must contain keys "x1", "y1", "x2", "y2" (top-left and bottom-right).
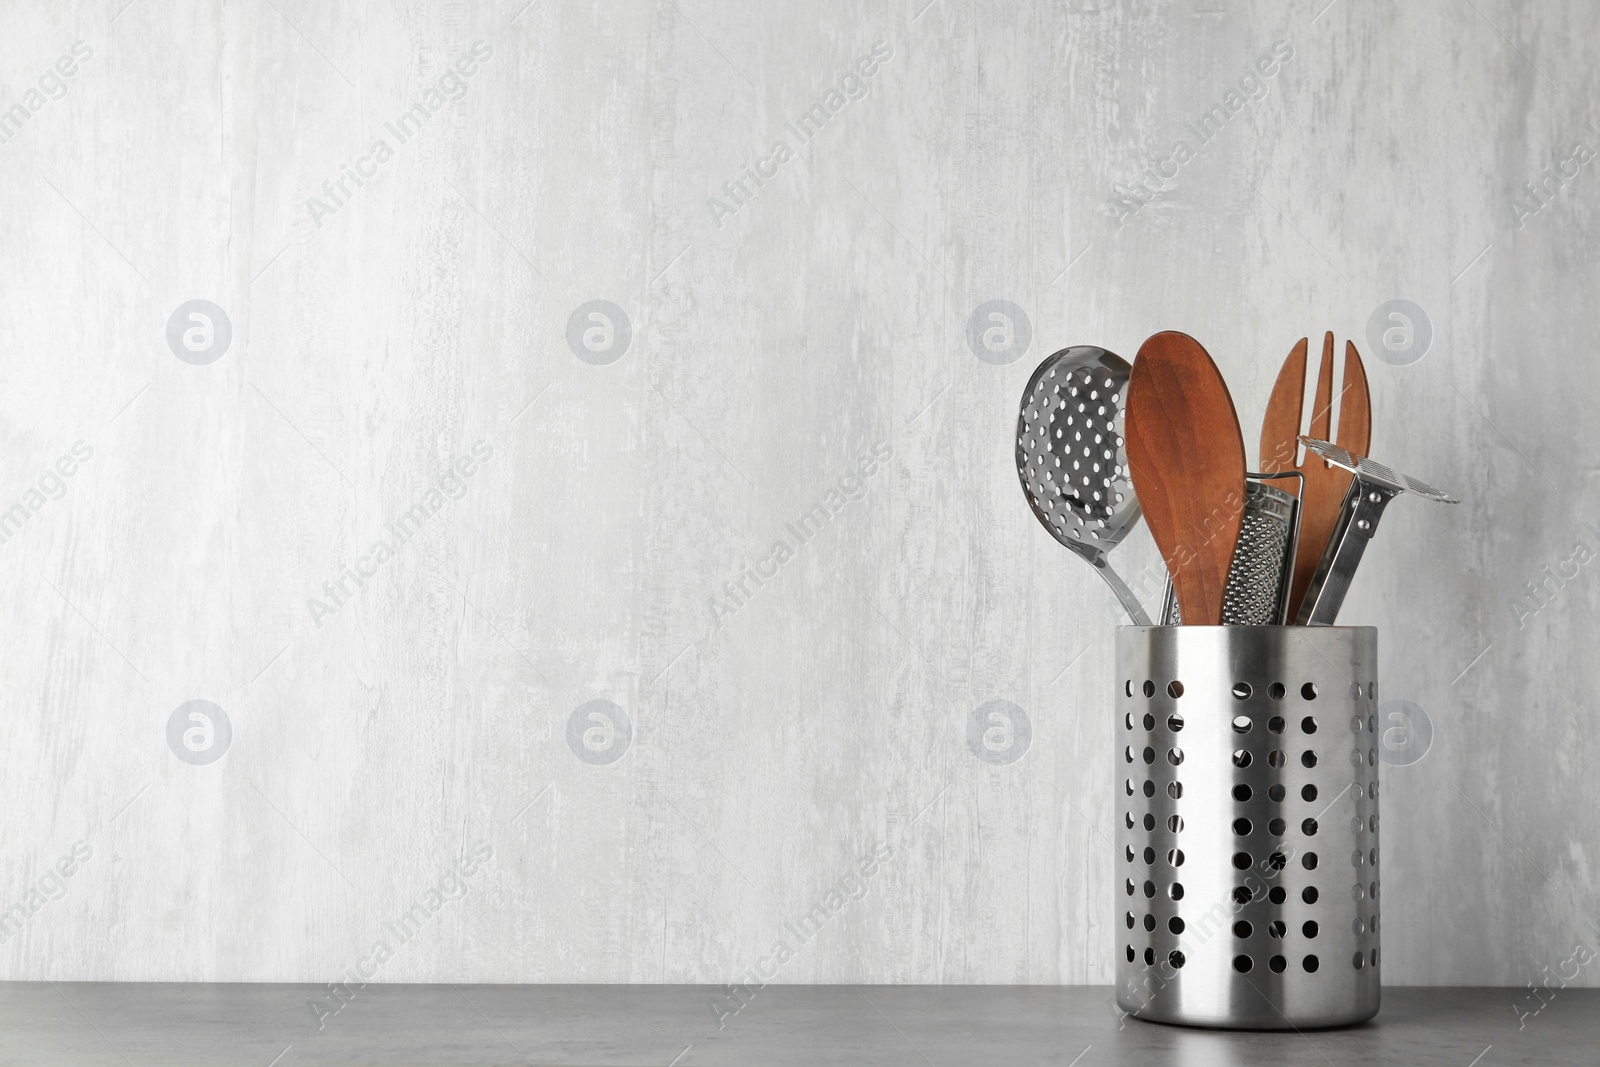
[{"x1": 1260, "y1": 333, "x2": 1372, "y2": 622}]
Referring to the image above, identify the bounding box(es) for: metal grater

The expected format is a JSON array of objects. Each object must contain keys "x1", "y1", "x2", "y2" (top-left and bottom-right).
[{"x1": 1161, "y1": 474, "x2": 1302, "y2": 626}]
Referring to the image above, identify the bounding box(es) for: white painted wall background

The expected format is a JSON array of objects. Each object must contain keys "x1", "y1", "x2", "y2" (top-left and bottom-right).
[{"x1": 0, "y1": 0, "x2": 1595, "y2": 989}]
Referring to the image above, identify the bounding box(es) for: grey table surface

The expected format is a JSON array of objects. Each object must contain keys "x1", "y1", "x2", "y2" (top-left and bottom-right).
[{"x1": 0, "y1": 983, "x2": 1586, "y2": 1066}]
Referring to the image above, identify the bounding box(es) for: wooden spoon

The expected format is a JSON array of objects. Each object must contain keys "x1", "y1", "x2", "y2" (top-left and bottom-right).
[
  {"x1": 1259, "y1": 333, "x2": 1372, "y2": 621},
  {"x1": 1125, "y1": 331, "x2": 1248, "y2": 626}
]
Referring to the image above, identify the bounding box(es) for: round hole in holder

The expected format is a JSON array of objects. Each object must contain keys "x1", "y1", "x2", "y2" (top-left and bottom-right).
[
  {"x1": 1144, "y1": 914, "x2": 1156, "y2": 932},
  {"x1": 1125, "y1": 912, "x2": 1135, "y2": 928},
  {"x1": 1302, "y1": 852, "x2": 1319, "y2": 870},
  {"x1": 1302, "y1": 716, "x2": 1318, "y2": 734},
  {"x1": 1303, "y1": 886, "x2": 1319, "y2": 904},
  {"x1": 1234, "y1": 920, "x2": 1252, "y2": 938},
  {"x1": 1169, "y1": 916, "x2": 1185, "y2": 934},
  {"x1": 1142, "y1": 846, "x2": 1155, "y2": 864},
  {"x1": 1167, "y1": 849, "x2": 1185, "y2": 867},
  {"x1": 1125, "y1": 846, "x2": 1135, "y2": 862},
  {"x1": 1233, "y1": 715, "x2": 1253, "y2": 733},
  {"x1": 1268, "y1": 683, "x2": 1286, "y2": 700},
  {"x1": 1302, "y1": 784, "x2": 1318, "y2": 802},
  {"x1": 1125, "y1": 812, "x2": 1134, "y2": 829},
  {"x1": 1125, "y1": 680, "x2": 1134, "y2": 698},
  {"x1": 1168, "y1": 713, "x2": 1184, "y2": 732},
  {"x1": 1302, "y1": 818, "x2": 1319, "y2": 836},
  {"x1": 1167, "y1": 815, "x2": 1184, "y2": 832},
  {"x1": 1233, "y1": 784, "x2": 1252, "y2": 801},
  {"x1": 1169, "y1": 950, "x2": 1186, "y2": 969},
  {"x1": 1233, "y1": 818, "x2": 1253, "y2": 836},
  {"x1": 1167, "y1": 681, "x2": 1184, "y2": 698},
  {"x1": 1352, "y1": 918, "x2": 1365, "y2": 935},
  {"x1": 1302, "y1": 682, "x2": 1318, "y2": 700},
  {"x1": 1350, "y1": 715, "x2": 1364, "y2": 733},
  {"x1": 1353, "y1": 952, "x2": 1365, "y2": 970},
  {"x1": 1232, "y1": 851, "x2": 1252, "y2": 870},
  {"x1": 1301, "y1": 751, "x2": 1319, "y2": 768},
  {"x1": 1143, "y1": 814, "x2": 1156, "y2": 831},
  {"x1": 1143, "y1": 781, "x2": 1156, "y2": 798},
  {"x1": 1143, "y1": 747, "x2": 1156, "y2": 765},
  {"x1": 1352, "y1": 850, "x2": 1365, "y2": 868},
  {"x1": 1125, "y1": 879, "x2": 1135, "y2": 896},
  {"x1": 1268, "y1": 751, "x2": 1287, "y2": 768},
  {"x1": 1372, "y1": 948, "x2": 1379, "y2": 966},
  {"x1": 1233, "y1": 750, "x2": 1253, "y2": 768},
  {"x1": 1144, "y1": 947, "x2": 1156, "y2": 965},
  {"x1": 1267, "y1": 852, "x2": 1287, "y2": 871},
  {"x1": 1352, "y1": 883, "x2": 1364, "y2": 901},
  {"x1": 1268, "y1": 886, "x2": 1287, "y2": 905},
  {"x1": 1127, "y1": 945, "x2": 1136, "y2": 962},
  {"x1": 1168, "y1": 782, "x2": 1184, "y2": 800},
  {"x1": 1167, "y1": 747, "x2": 1184, "y2": 765},
  {"x1": 1268, "y1": 920, "x2": 1286, "y2": 939},
  {"x1": 1303, "y1": 920, "x2": 1319, "y2": 938},
  {"x1": 1143, "y1": 880, "x2": 1155, "y2": 898},
  {"x1": 1269, "y1": 955, "x2": 1287, "y2": 973},
  {"x1": 1268, "y1": 784, "x2": 1286, "y2": 802},
  {"x1": 1268, "y1": 818, "x2": 1286, "y2": 836},
  {"x1": 1233, "y1": 682, "x2": 1253, "y2": 700},
  {"x1": 1125, "y1": 779, "x2": 1135, "y2": 796},
  {"x1": 1142, "y1": 713, "x2": 1155, "y2": 730},
  {"x1": 1142, "y1": 680, "x2": 1155, "y2": 698},
  {"x1": 1233, "y1": 955, "x2": 1253, "y2": 973},
  {"x1": 1303, "y1": 955, "x2": 1320, "y2": 973},
  {"x1": 1124, "y1": 746, "x2": 1134, "y2": 763},
  {"x1": 1268, "y1": 716, "x2": 1286, "y2": 733},
  {"x1": 1371, "y1": 881, "x2": 1378, "y2": 899},
  {"x1": 1233, "y1": 886, "x2": 1253, "y2": 904},
  {"x1": 1169, "y1": 882, "x2": 1185, "y2": 900},
  {"x1": 1125, "y1": 712, "x2": 1134, "y2": 730}
]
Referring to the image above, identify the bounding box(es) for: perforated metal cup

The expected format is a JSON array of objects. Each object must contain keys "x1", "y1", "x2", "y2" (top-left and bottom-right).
[{"x1": 1115, "y1": 625, "x2": 1381, "y2": 1030}]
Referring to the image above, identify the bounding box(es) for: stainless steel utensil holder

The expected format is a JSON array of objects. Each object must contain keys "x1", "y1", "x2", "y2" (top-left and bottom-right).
[{"x1": 1115, "y1": 625, "x2": 1381, "y2": 1029}]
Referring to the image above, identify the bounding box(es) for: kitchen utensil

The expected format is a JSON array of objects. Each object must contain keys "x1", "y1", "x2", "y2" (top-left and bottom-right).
[
  {"x1": 1260, "y1": 334, "x2": 1371, "y2": 621},
  {"x1": 1125, "y1": 331, "x2": 1248, "y2": 626},
  {"x1": 1017, "y1": 346, "x2": 1151, "y2": 625},
  {"x1": 1116, "y1": 623, "x2": 1381, "y2": 1028},
  {"x1": 1293, "y1": 436, "x2": 1459, "y2": 625},
  {"x1": 1159, "y1": 470, "x2": 1303, "y2": 625}
]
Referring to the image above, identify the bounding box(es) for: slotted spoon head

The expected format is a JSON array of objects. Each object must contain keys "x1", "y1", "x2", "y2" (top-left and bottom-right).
[{"x1": 1016, "y1": 346, "x2": 1142, "y2": 561}]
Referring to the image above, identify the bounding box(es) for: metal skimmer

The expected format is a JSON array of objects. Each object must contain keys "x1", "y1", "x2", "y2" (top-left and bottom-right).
[
  {"x1": 1017, "y1": 346, "x2": 1151, "y2": 625},
  {"x1": 1161, "y1": 473, "x2": 1303, "y2": 626}
]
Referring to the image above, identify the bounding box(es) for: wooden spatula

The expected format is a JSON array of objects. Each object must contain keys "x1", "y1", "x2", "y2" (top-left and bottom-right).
[
  {"x1": 1126, "y1": 331, "x2": 1248, "y2": 626},
  {"x1": 1260, "y1": 333, "x2": 1372, "y2": 621}
]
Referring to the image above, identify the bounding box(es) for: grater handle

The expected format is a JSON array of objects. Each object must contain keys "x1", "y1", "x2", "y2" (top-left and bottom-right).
[{"x1": 1294, "y1": 476, "x2": 1398, "y2": 625}]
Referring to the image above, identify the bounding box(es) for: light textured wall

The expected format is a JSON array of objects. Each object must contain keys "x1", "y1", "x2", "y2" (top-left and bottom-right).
[{"x1": 0, "y1": 0, "x2": 1594, "y2": 990}]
